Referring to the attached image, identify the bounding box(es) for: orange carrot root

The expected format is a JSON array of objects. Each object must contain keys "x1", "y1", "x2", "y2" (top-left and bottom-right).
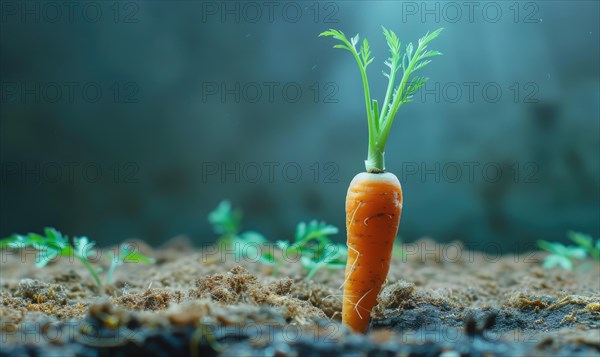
[{"x1": 342, "y1": 172, "x2": 403, "y2": 333}]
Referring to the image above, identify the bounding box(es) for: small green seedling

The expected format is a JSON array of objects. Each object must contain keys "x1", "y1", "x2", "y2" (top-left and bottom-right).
[
  {"x1": 277, "y1": 220, "x2": 347, "y2": 280},
  {"x1": 208, "y1": 200, "x2": 244, "y2": 245},
  {"x1": 208, "y1": 200, "x2": 268, "y2": 260},
  {"x1": 537, "y1": 231, "x2": 599, "y2": 270},
  {"x1": 105, "y1": 242, "x2": 155, "y2": 286},
  {"x1": 208, "y1": 201, "x2": 346, "y2": 279},
  {"x1": 567, "y1": 231, "x2": 600, "y2": 261},
  {"x1": 0, "y1": 228, "x2": 155, "y2": 288}
]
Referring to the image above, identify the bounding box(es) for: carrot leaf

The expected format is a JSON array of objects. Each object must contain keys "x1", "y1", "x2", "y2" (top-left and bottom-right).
[{"x1": 321, "y1": 27, "x2": 443, "y2": 172}]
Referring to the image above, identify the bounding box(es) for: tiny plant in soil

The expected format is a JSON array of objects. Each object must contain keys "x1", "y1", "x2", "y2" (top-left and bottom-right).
[
  {"x1": 277, "y1": 220, "x2": 346, "y2": 280},
  {"x1": 208, "y1": 200, "x2": 269, "y2": 261},
  {"x1": 208, "y1": 200, "x2": 346, "y2": 279},
  {"x1": 537, "y1": 231, "x2": 600, "y2": 270},
  {"x1": 0, "y1": 227, "x2": 155, "y2": 288}
]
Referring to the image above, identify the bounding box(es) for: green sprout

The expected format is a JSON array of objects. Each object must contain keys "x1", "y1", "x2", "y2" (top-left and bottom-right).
[
  {"x1": 208, "y1": 201, "x2": 346, "y2": 279},
  {"x1": 208, "y1": 200, "x2": 243, "y2": 244},
  {"x1": 567, "y1": 231, "x2": 600, "y2": 261},
  {"x1": 208, "y1": 200, "x2": 267, "y2": 259},
  {"x1": 0, "y1": 228, "x2": 155, "y2": 288},
  {"x1": 537, "y1": 231, "x2": 599, "y2": 270},
  {"x1": 105, "y1": 242, "x2": 155, "y2": 286},
  {"x1": 277, "y1": 220, "x2": 346, "y2": 280}
]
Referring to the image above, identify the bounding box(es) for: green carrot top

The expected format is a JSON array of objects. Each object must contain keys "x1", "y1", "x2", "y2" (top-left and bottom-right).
[{"x1": 320, "y1": 27, "x2": 443, "y2": 173}]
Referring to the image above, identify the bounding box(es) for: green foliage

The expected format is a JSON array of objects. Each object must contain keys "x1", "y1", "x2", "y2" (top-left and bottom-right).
[
  {"x1": 567, "y1": 231, "x2": 600, "y2": 260},
  {"x1": 282, "y1": 220, "x2": 346, "y2": 280},
  {"x1": 105, "y1": 242, "x2": 155, "y2": 286},
  {"x1": 208, "y1": 201, "x2": 346, "y2": 279},
  {"x1": 208, "y1": 200, "x2": 267, "y2": 256},
  {"x1": 320, "y1": 27, "x2": 443, "y2": 172},
  {"x1": 1, "y1": 228, "x2": 154, "y2": 288},
  {"x1": 208, "y1": 200, "x2": 243, "y2": 240},
  {"x1": 537, "y1": 231, "x2": 599, "y2": 270},
  {"x1": 537, "y1": 240, "x2": 586, "y2": 270}
]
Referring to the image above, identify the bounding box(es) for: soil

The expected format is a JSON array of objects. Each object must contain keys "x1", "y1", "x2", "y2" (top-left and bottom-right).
[{"x1": 1, "y1": 237, "x2": 599, "y2": 356}]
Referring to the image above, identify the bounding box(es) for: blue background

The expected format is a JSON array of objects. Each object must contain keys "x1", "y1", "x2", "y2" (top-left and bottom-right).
[{"x1": 1, "y1": 1, "x2": 598, "y2": 250}]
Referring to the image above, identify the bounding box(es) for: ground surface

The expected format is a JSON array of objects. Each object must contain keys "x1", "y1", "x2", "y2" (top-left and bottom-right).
[{"x1": 1, "y1": 237, "x2": 599, "y2": 356}]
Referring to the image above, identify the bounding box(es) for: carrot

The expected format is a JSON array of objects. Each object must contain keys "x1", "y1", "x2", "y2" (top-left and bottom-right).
[
  {"x1": 343, "y1": 172, "x2": 402, "y2": 332},
  {"x1": 320, "y1": 27, "x2": 443, "y2": 333}
]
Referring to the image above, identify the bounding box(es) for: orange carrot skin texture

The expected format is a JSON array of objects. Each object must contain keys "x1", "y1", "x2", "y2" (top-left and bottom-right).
[{"x1": 342, "y1": 172, "x2": 403, "y2": 333}]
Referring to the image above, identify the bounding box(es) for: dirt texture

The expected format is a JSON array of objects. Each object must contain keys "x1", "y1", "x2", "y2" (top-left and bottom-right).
[{"x1": 1, "y1": 237, "x2": 598, "y2": 356}]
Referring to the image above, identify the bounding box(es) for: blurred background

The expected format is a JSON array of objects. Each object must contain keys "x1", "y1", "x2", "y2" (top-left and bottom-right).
[{"x1": 1, "y1": 1, "x2": 598, "y2": 251}]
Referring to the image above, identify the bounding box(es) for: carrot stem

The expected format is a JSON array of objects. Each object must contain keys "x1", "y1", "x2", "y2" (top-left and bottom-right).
[{"x1": 366, "y1": 144, "x2": 385, "y2": 174}]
